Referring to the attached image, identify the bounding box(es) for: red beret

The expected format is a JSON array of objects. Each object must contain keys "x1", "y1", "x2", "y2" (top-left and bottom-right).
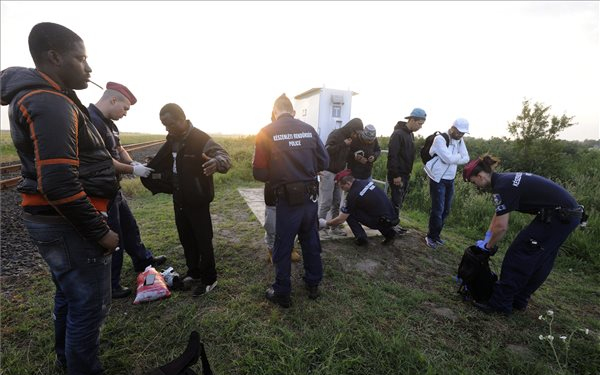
[
  {"x1": 334, "y1": 169, "x2": 353, "y2": 183},
  {"x1": 106, "y1": 82, "x2": 137, "y2": 105},
  {"x1": 462, "y1": 158, "x2": 482, "y2": 182}
]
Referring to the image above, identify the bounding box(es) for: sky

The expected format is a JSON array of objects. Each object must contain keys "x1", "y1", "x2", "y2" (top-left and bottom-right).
[{"x1": 1, "y1": 1, "x2": 599, "y2": 141}]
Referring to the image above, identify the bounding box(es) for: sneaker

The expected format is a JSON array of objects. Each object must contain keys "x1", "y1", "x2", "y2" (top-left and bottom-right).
[
  {"x1": 112, "y1": 285, "x2": 131, "y2": 299},
  {"x1": 435, "y1": 238, "x2": 446, "y2": 246},
  {"x1": 424, "y1": 236, "x2": 438, "y2": 249},
  {"x1": 305, "y1": 284, "x2": 320, "y2": 300},
  {"x1": 393, "y1": 226, "x2": 408, "y2": 235},
  {"x1": 329, "y1": 226, "x2": 347, "y2": 237},
  {"x1": 291, "y1": 248, "x2": 301, "y2": 262},
  {"x1": 354, "y1": 237, "x2": 368, "y2": 246},
  {"x1": 192, "y1": 280, "x2": 218, "y2": 297},
  {"x1": 265, "y1": 287, "x2": 291, "y2": 308}
]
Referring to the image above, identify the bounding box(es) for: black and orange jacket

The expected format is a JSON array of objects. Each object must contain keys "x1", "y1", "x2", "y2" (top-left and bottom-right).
[{"x1": 1, "y1": 67, "x2": 119, "y2": 242}]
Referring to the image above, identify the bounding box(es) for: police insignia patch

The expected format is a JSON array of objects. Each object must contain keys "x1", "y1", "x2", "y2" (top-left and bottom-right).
[{"x1": 492, "y1": 194, "x2": 502, "y2": 206}]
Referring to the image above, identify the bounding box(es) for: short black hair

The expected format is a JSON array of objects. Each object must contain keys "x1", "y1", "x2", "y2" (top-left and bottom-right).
[
  {"x1": 28, "y1": 22, "x2": 83, "y2": 66},
  {"x1": 159, "y1": 103, "x2": 186, "y2": 120}
]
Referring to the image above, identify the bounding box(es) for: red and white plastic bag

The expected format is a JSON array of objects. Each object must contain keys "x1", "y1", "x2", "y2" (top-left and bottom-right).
[{"x1": 133, "y1": 266, "x2": 171, "y2": 304}]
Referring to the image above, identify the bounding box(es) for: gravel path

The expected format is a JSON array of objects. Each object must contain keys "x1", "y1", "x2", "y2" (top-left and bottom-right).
[{"x1": 0, "y1": 144, "x2": 164, "y2": 282}]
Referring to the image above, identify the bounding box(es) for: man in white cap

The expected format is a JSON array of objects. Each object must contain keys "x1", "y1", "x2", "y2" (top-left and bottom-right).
[{"x1": 423, "y1": 118, "x2": 470, "y2": 248}]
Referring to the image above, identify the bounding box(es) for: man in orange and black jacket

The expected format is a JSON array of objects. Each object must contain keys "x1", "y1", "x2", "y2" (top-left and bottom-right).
[{"x1": 1, "y1": 22, "x2": 119, "y2": 375}]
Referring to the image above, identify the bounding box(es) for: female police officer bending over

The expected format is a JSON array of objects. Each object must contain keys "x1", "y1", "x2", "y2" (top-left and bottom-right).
[{"x1": 463, "y1": 154, "x2": 585, "y2": 316}]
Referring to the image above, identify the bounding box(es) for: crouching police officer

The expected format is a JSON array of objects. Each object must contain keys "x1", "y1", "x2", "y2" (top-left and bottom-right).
[
  {"x1": 252, "y1": 94, "x2": 329, "y2": 308},
  {"x1": 324, "y1": 169, "x2": 398, "y2": 246},
  {"x1": 463, "y1": 154, "x2": 586, "y2": 315}
]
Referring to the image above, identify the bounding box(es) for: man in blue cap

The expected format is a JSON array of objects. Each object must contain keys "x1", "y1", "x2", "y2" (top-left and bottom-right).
[{"x1": 386, "y1": 108, "x2": 426, "y2": 233}]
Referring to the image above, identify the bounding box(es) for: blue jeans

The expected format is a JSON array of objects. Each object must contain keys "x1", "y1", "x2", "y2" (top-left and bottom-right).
[
  {"x1": 24, "y1": 215, "x2": 111, "y2": 375},
  {"x1": 427, "y1": 178, "x2": 454, "y2": 241},
  {"x1": 273, "y1": 193, "x2": 323, "y2": 295},
  {"x1": 108, "y1": 191, "x2": 153, "y2": 288}
]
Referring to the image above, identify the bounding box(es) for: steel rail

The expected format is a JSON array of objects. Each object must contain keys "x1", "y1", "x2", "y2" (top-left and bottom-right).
[{"x1": 0, "y1": 140, "x2": 165, "y2": 190}]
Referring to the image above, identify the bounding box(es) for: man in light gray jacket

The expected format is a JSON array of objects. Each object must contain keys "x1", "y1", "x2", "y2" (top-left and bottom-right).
[{"x1": 423, "y1": 118, "x2": 470, "y2": 248}]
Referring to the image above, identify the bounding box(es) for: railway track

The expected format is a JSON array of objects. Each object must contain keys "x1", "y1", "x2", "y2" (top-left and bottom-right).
[{"x1": 0, "y1": 140, "x2": 165, "y2": 190}]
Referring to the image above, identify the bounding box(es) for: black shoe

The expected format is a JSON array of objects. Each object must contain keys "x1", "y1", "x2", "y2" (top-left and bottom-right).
[
  {"x1": 150, "y1": 255, "x2": 167, "y2": 268},
  {"x1": 473, "y1": 301, "x2": 511, "y2": 316},
  {"x1": 112, "y1": 285, "x2": 132, "y2": 299},
  {"x1": 265, "y1": 287, "x2": 291, "y2": 308},
  {"x1": 381, "y1": 233, "x2": 396, "y2": 245},
  {"x1": 354, "y1": 237, "x2": 368, "y2": 246},
  {"x1": 305, "y1": 284, "x2": 320, "y2": 300}
]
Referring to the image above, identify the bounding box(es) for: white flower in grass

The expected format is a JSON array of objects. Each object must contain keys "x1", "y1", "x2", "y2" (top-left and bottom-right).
[
  {"x1": 547, "y1": 335, "x2": 554, "y2": 341},
  {"x1": 547, "y1": 310, "x2": 554, "y2": 316},
  {"x1": 538, "y1": 315, "x2": 545, "y2": 320},
  {"x1": 584, "y1": 328, "x2": 590, "y2": 335},
  {"x1": 539, "y1": 334, "x2": 545, "y2": 340},
  {"x1": 560, "y1": 336, "x2": 567, "y2": 341}
]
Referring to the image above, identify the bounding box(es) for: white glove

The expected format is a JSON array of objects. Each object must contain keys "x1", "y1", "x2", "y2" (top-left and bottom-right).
[
  {"x1": 318, "y1": 218, "x2": 327, "y2": 230},
  {"x1": 132, "y1": 164, "x2": 154, "y2": 178},
  {"x1": 130, "y1": 161, "x2": 143, "y2": 166}
]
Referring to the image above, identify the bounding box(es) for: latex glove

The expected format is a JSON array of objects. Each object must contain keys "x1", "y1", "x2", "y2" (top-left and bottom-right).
[
  {"x1": 318, "y1": 218, "x2": 327, "y2": 230},
  {"x1": 484, "y1": 230, "x2": 492, "y2": 243},
  {"x1": 132, "y1": 164, "x2": 154, "y2": 178},
  {"x1": 130, "y1": 161, "x2": 143, "y2": 166},
  {"x1": 476, "y1": 240, "x2": 489, "y2": 252}
]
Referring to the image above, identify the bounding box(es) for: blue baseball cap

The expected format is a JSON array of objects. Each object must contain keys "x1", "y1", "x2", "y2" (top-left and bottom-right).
[{"x1": 405, "y1": 108, "x2": 427, "y2": 120}]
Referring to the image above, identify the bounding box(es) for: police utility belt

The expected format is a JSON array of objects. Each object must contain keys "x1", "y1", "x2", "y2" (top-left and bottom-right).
[
  {"x1": 275, "y1": 181, "x2": 319, "y2": 206},
  {"x1": 537, "y1": 205, "x2": 588, "y2": 228}
]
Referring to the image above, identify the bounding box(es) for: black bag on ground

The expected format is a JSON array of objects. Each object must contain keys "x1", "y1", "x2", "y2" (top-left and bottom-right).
[
  {"x1": 144, "y1": 331, "x2": 213, "y2": 375},
  {"x1": 457, "y1": 245, "x2": 498, "y2": 303},
  {"x1": 420, "y1": 131, "x2": 450, "y2": 164}
]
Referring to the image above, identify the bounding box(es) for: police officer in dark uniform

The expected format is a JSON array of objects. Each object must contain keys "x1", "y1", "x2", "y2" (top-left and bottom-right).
[
  {"x1": 324, "y1": 169, "x2": 398, "y2": 246},
  {"x1": 463, "y1": 155, "x2": 585, "y2": 315},
  {"x1": 253, "y1": 94, "x2": 329, "y2": 308}
]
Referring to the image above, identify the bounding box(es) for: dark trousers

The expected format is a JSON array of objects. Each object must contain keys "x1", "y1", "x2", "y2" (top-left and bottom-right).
[
  {"x1": 273, "y1": 194, "x2": 323, "y2": 296},
  {"x1": 174, "y1": 202, "x2": 216, "y2": 285},
  {"x1": 387, "y1": 175, "x2": 409, "y2": 220},
  {"x1": 427, "y1": 178, "x2": 455, "y2": 241},
  {"x1": 107, "y1": 191, "x2": 153, "y2": 289},
  {"x1": 346, "y1": 211, "x2": 396, "y2": 240},
  {"x1": 24, "y1": 216, "x2": 111, "y2": 375},
  {"x1": 488, "y1": 214, "x2": 580, "y2": 314}
]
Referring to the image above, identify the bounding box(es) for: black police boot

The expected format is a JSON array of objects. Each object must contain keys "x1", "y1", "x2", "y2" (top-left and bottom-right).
[
  {"x1": 381, "y1": 233, "x2": 396, "y2": 245},
  {"x1": 265, "y1": 287, "x2": 291, "y2": 308},
  {"x1": 305, "y1": 284, "x2": 320, "y2": 300},
  {"x1": 354, "y1": 237, "x2": 368, "y2": 246}
]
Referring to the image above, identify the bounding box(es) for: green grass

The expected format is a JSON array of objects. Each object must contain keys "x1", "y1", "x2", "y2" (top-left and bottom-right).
[
  {"x1": 2, "y1": 135, "x2": 599, "y2": 374},
  {"x1": 2, "y1": 177, "x2": 599, "y2": 375}
]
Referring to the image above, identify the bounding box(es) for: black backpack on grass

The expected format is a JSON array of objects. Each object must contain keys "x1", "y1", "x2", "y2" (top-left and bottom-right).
[
  {"x1": 420, "y1": 131, "x2": 450, "y2": 164},
  {"x1": 457, "y1": 245, "x2": 498, "y2": 303}
]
